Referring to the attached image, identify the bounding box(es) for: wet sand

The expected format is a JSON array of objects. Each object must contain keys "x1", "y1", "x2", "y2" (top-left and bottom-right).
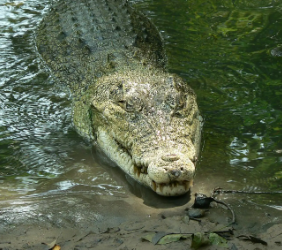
[
  {"x1": 1, "y1": 212, "x2": 281, "y2": 249},
  {"x1": 1, "y1": 188, "x2": 281, "y2": 250}
]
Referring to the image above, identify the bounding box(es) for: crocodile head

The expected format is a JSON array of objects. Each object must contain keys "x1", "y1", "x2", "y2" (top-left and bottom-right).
[{"x1": 80, "y1": 70, "x2": 201, "y2": 196}]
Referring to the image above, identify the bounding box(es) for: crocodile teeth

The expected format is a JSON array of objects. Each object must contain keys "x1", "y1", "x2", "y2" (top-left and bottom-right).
[
  {"x1": 134, "y1": 165, "x2": 141, "y2": 177},
  {"x1": 151, "y1": 180, "x2": 193, "y2": 195},
  {"x1": 134, "y1": 158, "x2": 142, "y2": 167},
  {"x1": 140, "y1": 166, "x2": 147, "y2": 174}
]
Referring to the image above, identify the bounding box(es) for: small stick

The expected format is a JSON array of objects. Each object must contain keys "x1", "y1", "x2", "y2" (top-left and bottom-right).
[{"x1": 212, "y1": 198, "x2": 236, "y2": 224}]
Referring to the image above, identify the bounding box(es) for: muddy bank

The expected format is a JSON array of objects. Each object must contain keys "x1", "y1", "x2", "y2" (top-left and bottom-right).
[
  {"x1": 1, "y1": 211, "x2": 281, "y2": 249},
  {"x1": 0, "y1": 188, "x2": 281, "y2": 250}
]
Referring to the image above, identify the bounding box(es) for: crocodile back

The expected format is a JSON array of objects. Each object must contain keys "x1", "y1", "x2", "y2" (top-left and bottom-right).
[{"x1": 36, "y1": 0, "x2": 166, "y2": 94}]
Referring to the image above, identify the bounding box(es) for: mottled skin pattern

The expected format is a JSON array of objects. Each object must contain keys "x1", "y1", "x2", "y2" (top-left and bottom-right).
[{"x1": 36, "y1": 0, "x2": 201, "y2": 196}]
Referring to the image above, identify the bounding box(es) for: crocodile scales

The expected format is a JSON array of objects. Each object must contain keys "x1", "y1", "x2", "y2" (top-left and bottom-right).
[{"x1": 36, "y1": 0, "x2": 201, "y2": 196}]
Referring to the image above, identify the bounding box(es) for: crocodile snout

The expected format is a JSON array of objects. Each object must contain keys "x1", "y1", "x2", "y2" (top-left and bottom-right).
[
  {"x1": 161, "y1": 154, "x2": 182, "y2": 178},
  {"x1": 147, "y1": 151, "x2": 195, "y2": 184}
]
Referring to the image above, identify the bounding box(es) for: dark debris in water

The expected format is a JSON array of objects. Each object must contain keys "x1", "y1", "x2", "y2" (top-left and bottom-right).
[
  {"x1": 237, "y1": 235, "x2": 267, "y2": 246},
  {"x1": 192, "y1": 192, "x2": 236, "y2": 224}
]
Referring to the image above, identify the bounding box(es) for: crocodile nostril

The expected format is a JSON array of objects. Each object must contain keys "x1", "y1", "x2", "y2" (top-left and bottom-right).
[
  {"x1": 161, "y1": 154, "x2": 180, "y2": 162},
  {"x1": 171, "y1": 169, "x2": 180, "y2": 177}
]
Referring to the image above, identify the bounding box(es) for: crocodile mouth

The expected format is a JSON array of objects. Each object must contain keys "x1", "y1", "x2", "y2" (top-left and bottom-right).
[
  {"x1": 133, "y1": 163, "x2": 193, "y2": 196},
  {"x1": 97, "y1": 129, "x2": 193, "y2": 196},
  {"x1": 114, "y1": 135, "x2": 194, "y2": 196}
]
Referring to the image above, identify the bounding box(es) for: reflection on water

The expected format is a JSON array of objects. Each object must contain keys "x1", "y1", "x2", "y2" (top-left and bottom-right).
[{"x1": 0, "y1": 0, "x2": 282, "y2": 231}]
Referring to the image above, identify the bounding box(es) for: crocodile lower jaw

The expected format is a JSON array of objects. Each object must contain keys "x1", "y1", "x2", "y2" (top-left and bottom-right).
[{"x1": 133, "y1": 166, "x2": 192, "y2": 196}]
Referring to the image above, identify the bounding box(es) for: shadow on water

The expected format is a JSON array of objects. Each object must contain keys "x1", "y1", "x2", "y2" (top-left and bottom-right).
[{"x1": 91, "y1": 146, "x2": 191, "y2": 208}]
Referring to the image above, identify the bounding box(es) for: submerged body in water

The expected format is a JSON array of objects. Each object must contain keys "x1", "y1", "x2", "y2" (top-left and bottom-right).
[{"x1": 36, "y1": 0, "x2": 201, "y2": 196}]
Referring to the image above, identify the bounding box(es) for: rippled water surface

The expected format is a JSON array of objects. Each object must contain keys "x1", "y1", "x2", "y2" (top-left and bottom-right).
[
  {"x1": 0, "y1": 0, "x2": 282, "y2": 230},
  {"x1": 136, "y1": 0, "x2": 282, "y2": 207}
]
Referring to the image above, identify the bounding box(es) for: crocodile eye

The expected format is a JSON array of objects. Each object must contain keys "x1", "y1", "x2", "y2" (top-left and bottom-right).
[
  {"x1": 173, "y1": 98, "x2": 188, "y2": 118},
  {"x1": 172, "y1": 110, "x2": 183, "y2": 118},
  {"x1": 125, "y1": 100, "x2": 134, "y2": 112},
  {"x1": 166, "y1": 94, "x2": 177, "y2": 109},
  {"x1": 172, "y1": 101, "x2": 187, "y2": 117},
  {"x1": 118, "y1": 97, "x2": 143, "y2": 112},
  {"x1": 117, "y1": 100, "x2": 126, "y2": 109},
  {"x1": 166, "y1": 92, "x2": 187, "y2": 117}
]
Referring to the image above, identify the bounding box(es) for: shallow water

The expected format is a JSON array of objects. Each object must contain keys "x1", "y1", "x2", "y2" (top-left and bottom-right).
[
  {"x1": 135, "y1": 0, "x2": 282, "y2": 204},
  {"x1": 0, "y1": 0, "x2": 282, "y2": 232}
]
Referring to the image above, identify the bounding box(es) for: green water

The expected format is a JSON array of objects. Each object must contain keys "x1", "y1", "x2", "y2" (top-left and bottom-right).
[
  {"x1": 135, "y1": 0, "x2": 282, "y2": 204},
  {"x1": 0, "y1": 0, "x2": 281, "y2": 230}
]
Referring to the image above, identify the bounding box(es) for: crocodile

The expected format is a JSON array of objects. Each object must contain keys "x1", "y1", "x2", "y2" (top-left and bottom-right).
[{"x1": 36, "y1": 0, "x2": 201, "y2": 196}]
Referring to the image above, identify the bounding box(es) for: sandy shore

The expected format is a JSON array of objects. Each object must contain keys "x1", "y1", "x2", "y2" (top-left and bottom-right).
[{"x1": 1, "y1": 194, "x2": 281, "y2": 250}]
